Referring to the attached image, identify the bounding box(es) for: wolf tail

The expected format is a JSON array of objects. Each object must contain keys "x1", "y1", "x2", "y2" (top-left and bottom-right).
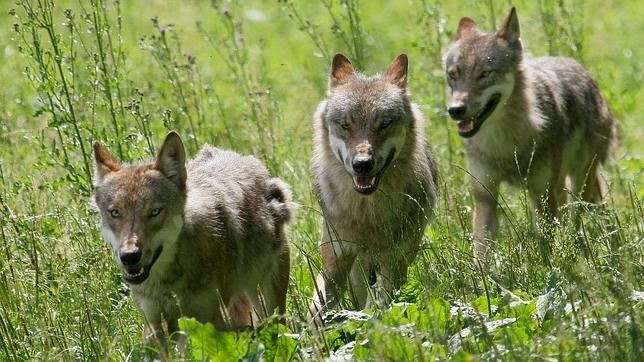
[{"x1": 265, "y1": 177, "x2": 294, "y2": 226}]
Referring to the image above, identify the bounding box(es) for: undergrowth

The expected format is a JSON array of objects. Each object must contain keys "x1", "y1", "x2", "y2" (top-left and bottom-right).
[{"x1": 0, "y1": 0, "x2": 641, "y2": 360}]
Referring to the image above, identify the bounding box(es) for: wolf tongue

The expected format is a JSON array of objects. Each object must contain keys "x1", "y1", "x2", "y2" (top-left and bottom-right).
[{"x1": 457, "y1": 121, "x2": 473, "y2": 132}]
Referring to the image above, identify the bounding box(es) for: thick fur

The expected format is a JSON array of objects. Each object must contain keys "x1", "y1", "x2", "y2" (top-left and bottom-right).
[
  {"x1": 444, "y1": 8, "x2": 617, "y2": 261},
  {"x1": 93, "y1": 132, "x2": 292, "y2": 345},
  {"x1": 309, "y1": 54, "x2": 438, "y2": 318}
]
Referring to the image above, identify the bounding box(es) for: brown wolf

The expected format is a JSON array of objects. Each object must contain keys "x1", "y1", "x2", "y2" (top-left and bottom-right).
[
  {"x1": 444, "y1": 8, "x2": 616, "y2": 261},
  {"x1": 93, "y1": 132, "x2": 292, "y2": 344},
  {"x1": 309, "y1": 54, "x2": 438, "y2": 319}
]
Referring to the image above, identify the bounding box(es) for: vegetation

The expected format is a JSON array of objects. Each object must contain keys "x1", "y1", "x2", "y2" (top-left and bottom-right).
[{"x1": 0, "y1": 0, "x2": 641, "y2": 360}]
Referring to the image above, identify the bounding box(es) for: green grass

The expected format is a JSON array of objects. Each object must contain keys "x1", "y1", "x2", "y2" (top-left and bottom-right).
[{"x1": 0, "y1": 0, "x2": 642, "y2": 360}]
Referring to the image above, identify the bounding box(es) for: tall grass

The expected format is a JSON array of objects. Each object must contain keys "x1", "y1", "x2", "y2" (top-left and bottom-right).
[{"x1": 0, "y1": 0, "x2": 642, "y2": 360}]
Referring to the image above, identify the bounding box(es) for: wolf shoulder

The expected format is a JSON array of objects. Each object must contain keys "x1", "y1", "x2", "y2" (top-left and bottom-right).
[
  {"x1": 187, "y1": 145, "x2": 272, "y2": 186},
  {"x1": 524, "y1": 56, "x2": 602, "y2": 89},
  {"x1": 183, "y1": 144, "x2": 292, "y2": 227},
  {"x1": 524, "y1": 56, "x2": 613, "y2": 122}
]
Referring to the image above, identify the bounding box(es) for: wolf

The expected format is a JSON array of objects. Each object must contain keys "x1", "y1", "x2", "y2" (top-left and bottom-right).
[
  {"x1": 93, "y1": 131, "x2": 292, "y2": 345},
  {"x1": 309, "y1": 53, "x2": 438, "y2": 319},
  {"x1": 444, "y1": 8, "x2": 616, "y2": 262}
]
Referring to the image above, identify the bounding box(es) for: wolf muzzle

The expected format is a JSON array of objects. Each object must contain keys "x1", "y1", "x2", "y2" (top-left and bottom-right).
[
  {"x1": 121, "y1": 245, "x2": 164, "y2": 285},
  {"x1": 448, "y1": 93, "x2": 502, "y2": 138},
  {"x1": 352, "y1": 155, "x2": 374, "y2": 174},
  {"x1": 447, "y1": 103, "x2": 467, "y2": 120},
  {"x1": 350, "y1": 148, "x2": 396, "y2": 195}
]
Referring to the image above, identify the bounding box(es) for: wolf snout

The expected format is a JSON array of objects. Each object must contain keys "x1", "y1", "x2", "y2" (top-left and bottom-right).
[
  {"x1": 119, "y1": 248, "x2": 142, "y2": 267},
  {"x1": 352, "y1": 156, "x2": 374, "y2": 174},
  {"x1": 447, "y1": 103, "x2": 467, "y2": 120}
]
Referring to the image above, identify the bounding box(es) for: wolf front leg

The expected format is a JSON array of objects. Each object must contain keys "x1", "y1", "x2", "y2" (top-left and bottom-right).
[
  {"x1": 570, "y1": 154, "x2": 604, "y2": 227},
  {"x1": 528, "y1": 157, "x2": 565, "y2": 265},
  {"x1": 141, "y1": 307, "x2": 182, "y2": 352},
  {"x1": 308, "y1": 230, "x2": 356, "y2": 322},
  {"x1": 348, "y1": 255, "x2": 376, "y2": 308},
  {"x1": 375, "y1": 249, "x2": 416, "y2": 306},
  {"x1": 248, "y1": 247, "x2": 290, "y2": 323},
  {"x1": 472, "y1": 175, "x2": 500, "y2": 264},
  {"x1": 227, "y1": 293, "x2": 256, "y2": 329},
  {"x1": 273, "y1": 247, "x2": 291, "y2": 316}
]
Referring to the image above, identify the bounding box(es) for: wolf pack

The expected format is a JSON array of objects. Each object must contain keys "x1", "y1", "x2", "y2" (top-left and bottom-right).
[{"x1": 92, "y1": 8, "x2": 616, "y2": 348}]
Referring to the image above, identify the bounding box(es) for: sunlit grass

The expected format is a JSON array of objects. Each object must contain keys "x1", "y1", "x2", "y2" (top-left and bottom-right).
[{"x1": 0, "y1": 0, "x2": 641, "y2": 359}]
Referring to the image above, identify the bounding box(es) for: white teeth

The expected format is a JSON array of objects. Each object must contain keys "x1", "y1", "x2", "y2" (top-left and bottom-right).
[
  {"x1": 127, "y1": 267, "x2": 145, "y2": 277},
  {"x1": 352, "y1": 176, "x2": 376, "y2": 189}
]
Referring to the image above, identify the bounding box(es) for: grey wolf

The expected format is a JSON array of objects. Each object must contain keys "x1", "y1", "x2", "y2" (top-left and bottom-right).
[
  {"x1": 444, "y1": 8, "x2": 616, "y2": 262},
  {"x1": 309, "y1": 53, "x2": 438, "y2": 318},
  {"x1": 93, "y1": 132, "x2": 292, "y2": 344}
]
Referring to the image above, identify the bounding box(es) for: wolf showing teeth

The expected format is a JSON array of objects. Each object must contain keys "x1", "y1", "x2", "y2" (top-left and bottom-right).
[{"x1": 309, "y1": 53, "x2": 438, "y2": 320}]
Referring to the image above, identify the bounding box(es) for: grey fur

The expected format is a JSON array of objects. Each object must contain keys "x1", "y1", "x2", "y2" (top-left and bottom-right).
[
  {"x1": 93, "y1": 132, "x2": 292, "y2": 345},
  {"x1": 309, "y1": 54, "x2": 438, "y2": 317},
  {"x1": 444, "y1": 8, "x2": 617, "y2": 261}
]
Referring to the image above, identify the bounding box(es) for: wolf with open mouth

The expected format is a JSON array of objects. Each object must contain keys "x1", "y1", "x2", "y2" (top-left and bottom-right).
[
  {"x1": 444, "y1": 8, "x2": 617, "y2": 263},
  {"x1": 309, "y1": 54, "x2": 438, "y2": 319},
  {"x1": 93, "y1": 132, "x2": 293, "y2": 347}
]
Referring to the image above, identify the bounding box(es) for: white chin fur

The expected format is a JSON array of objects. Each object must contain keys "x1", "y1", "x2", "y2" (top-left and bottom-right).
[
  {"x1": 101, "y1": 225, "x2": 120, "y2": 253},
  {"x1": 327, "y1": 129, "x2": 350, "y2": 167}
]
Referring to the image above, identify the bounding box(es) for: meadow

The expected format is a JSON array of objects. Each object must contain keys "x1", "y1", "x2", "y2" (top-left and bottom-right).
[{"x1": 0, "y1": 0, "x2": 642, "y2": 360}]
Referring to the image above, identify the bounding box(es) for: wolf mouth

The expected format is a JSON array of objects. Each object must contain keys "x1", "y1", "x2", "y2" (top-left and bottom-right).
[
  {"x1": 456, "y1": 93, "x2": 501, "y2": 138},
  {"x1": 122, "y1": 246, "x2": 163, "y2": 285},
  {"x1": 351, "y1": 148, "x2": 396, "y2": 195}
]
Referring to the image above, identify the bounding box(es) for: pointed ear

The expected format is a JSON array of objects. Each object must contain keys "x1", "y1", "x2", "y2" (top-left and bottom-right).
[
  {"x1": 154, "y1": 131, "x2": 187, "y2": 192},
  {"x1": 330, "y1": 53, "x2": 354, "y2": 88},
  {"x1": 383, "y1": 54, "x2": 408, "y2": 88},
  {"x1": 455, "y1": 17, "x2": 480, "y2": 40},
  {"x1": 93, "y1": 141, "x2": 120, "y2": 184},
  {"x1": 497, "y1": 7, "x2": 520, "y2": 45}
]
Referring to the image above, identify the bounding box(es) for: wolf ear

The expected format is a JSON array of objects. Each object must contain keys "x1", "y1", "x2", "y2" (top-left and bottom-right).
[
  {"x1": 383, "y1": 54, "x2": 408, "y2": 88},
  {"x1": 93, "y1": 142, "x2": 120, "y2": 184},
  {"x1": 155, "y1": 131, "x2": 187, "y2": 192},
  {"x1": 455, "y1": 17, "x2": 480, "y2": 40},
  {"x1": 330, "y1": 53, "x2": 354, "y2": 88},
  {"x1": 497, "y1": 7, "x2": 520, "y2": 45}
]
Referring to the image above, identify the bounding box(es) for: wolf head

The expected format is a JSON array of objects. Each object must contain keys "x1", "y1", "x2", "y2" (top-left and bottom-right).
[
  {"x1": 444, "y1": 7, "x2": 522, "y2": 138},
  {"x1": 319, "y1": 53, "x2": 412, "y2": 195},
  {"x1": 93, "y1": 132, "x2": 186, "y2": 285}
]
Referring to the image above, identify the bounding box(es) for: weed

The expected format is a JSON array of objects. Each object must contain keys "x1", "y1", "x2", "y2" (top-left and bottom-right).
[{"x1": 0, "y1": 0, "x2": 641, "y2": 360}]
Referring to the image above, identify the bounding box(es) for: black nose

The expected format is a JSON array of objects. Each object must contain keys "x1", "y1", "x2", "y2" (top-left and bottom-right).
[
  {"x1": 448, "y1": 104, "x2": 467, "y2": 119},
  {"x1": 352, "y1": 157, "x2": 374, "y2": 174},
  {"x1": 119, "y1": 249, "x2": 142, "y2": 266}
]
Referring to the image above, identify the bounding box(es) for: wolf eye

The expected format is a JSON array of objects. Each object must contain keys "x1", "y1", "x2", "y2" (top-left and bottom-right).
[
  {"x1": 379, "y1": 118, "x2": 393, "y2": 130},
  {"x1": 447, "y1": 70, "x2": 457, "y2": 80},
  {"x1": 109, "y1": 209, "x2": 119, "y2": 218},
  {"x1": 479, "y1": 70, "x2": 493, "y2": 79},
  {"x1": 336, "y1": 121, "x2": 349, "y2": 130},
  {"x1": 150, "y1": 208, "x2": 162, "y2": 217}
]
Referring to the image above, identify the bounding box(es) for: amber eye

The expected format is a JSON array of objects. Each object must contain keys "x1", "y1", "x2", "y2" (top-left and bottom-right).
[
  {"x1": 109, "y1": 209, "x2": 119, "y2": 218},
  {"x1": 150, "y1": 208, "x2": 162, "y2": 217}
]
